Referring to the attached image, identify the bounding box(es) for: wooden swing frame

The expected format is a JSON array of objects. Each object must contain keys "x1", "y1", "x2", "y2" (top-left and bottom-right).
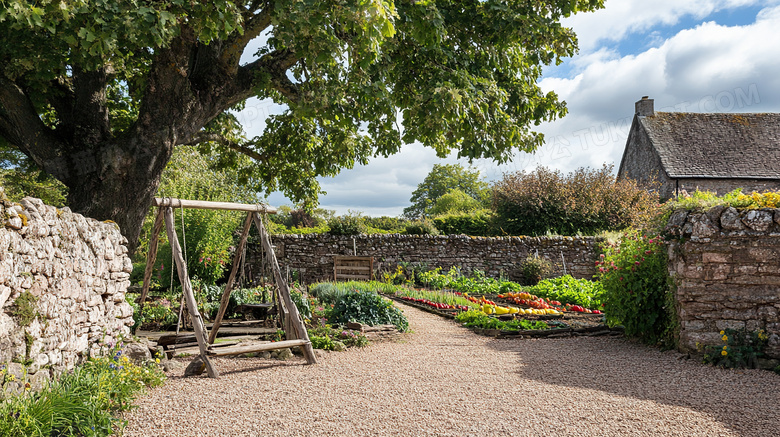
[{"x1": 138, "y1": 197, "x2": 317, "y2": 378}]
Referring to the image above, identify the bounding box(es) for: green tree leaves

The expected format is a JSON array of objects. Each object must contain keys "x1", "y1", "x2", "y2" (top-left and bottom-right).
[{"x1": 0, "y1": 0, "x2": 604, "y2": 250}]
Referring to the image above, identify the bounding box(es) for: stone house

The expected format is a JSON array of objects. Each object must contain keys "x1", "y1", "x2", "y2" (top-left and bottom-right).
[{"x1": 617, "y1": 97, "x2": 780, "y2": 200}]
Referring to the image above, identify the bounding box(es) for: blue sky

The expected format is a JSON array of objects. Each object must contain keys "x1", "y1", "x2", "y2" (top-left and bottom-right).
[{"x1": 237, "y1": 0, "x2": 780, "y2": 216}]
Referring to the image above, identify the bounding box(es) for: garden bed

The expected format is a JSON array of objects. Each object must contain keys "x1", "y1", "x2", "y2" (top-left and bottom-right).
[{"x1": 390, "y1": 294, "x2": 620, "y2": 339}]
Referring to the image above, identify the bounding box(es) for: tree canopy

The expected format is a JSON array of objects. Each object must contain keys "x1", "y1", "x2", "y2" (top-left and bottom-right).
[
  {"x1": 403, "y1": 163, "x2": 488, "y2": 218},
  {"x1": 0, "y1": 0, "x2": 604, "y2": 250}
]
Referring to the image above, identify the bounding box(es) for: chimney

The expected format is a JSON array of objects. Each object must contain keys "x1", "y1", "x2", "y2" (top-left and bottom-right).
[{"x1": 635, "y1": 96, "x2": 654, "y2": 117}]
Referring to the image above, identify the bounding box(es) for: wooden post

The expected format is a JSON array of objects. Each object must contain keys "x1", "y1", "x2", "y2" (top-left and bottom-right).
[
  {"x1": 208, "y1": 212, "x2": 253, "y2": 344},
  {"x1": 138, "y1": 208, "x2": 165, "y2": 312},
  {"x1": 253, "y1": 213, "x2": 317, "y2": 365},
  {"x1": 163, "y1": 207, "x2": 219, "y2": 378}
]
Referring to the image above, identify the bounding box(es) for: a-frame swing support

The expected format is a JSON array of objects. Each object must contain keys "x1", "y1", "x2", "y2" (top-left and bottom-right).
[{"x1": 138, "y1": 198, "x2": 317, "y2": 378}]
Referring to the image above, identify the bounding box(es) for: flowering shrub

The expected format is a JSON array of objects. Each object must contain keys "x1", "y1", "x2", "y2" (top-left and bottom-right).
[
  {"x1": 669, "y1": 188, "x2": 780, "y2": 210},
  {"x1": 702, "y1": 328, "x2": 769, "y2": 369},
  {"x1": 597, "y1": 229, "x2": 675, "y2": 345}
]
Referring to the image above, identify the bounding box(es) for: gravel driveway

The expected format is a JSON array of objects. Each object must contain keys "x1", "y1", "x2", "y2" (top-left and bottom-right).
[{"x1": 123, "y1": 304, "x2": 780, "y2": 436}]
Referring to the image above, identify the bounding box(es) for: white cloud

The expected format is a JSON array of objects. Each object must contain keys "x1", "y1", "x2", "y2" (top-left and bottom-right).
[
  {"x1": 481, "y1": 5, "x2": 780, "y2": 181},
  {"x1": 566, "y1": 0, "x2": 773, "y2": 52}
]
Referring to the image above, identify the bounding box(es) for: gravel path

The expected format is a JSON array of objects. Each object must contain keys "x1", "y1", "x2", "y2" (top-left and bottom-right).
[{"x1": 124, "y1": 304, "x2": 780, "y2": 436}]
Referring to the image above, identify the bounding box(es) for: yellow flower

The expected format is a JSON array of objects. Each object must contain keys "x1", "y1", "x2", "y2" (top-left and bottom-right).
[
  {"x1": 7, "y1": 374, "x2": 15, "y2": 381},
  {"x1": 155, "y1": 358, "x2": 160, "y2": 364},
  {"x1": 723, "y1": 345, "x2": 728, "y2": 350},
  {"x1": 722, "y1": 335, "x2": 728, "y2": 342},
  {"x1": 719, "y1": 330, "x2": 725, "y2": 335},
  {"x1": 721, "y1": 350, "x2": 728, "y2": 356}
]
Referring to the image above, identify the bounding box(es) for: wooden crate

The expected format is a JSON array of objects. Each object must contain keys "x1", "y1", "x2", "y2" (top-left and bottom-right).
[{"x1": 334, "y1": 256, "x2": 374, "y2": 281}]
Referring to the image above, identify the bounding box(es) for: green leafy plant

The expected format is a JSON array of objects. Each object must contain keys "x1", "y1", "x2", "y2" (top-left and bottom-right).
[
  {"x1": 290, "y1": 289, "x2": 311, "y2": 320},
  {"x1": 309, "y1": 335, "x2": 336, "y2": 351},
  {"x1": 597, "y1": 229, "x2": 674, "y2": 346},
  {"x1": 328, "y1": 291, "x2": 408, "y2": 332},
  {"x1": 454, "y1": 309, "x2": 549, "y2": 331},
  {"x1": 702, "y1": 328, "x2": 770, "y2": 369},
  {"x1": 520, "y1": 255, "x2": 553, "y2": 285},
  {"x1": 530, "y1": 275, "x2": 604, "y2": 309}
]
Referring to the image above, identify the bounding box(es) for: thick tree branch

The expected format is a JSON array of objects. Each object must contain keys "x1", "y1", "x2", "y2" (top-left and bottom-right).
[
  {"x1": 224, "y1": 2, "x2": 273, "y2": 67},
  {"x1": 179, "y1": 131, "x2": 268, "y2": 162},
  {"x1": 133, "y1": 26, "x2": 200, "y2": 148},
  {"x1": 46, "y1": 77, "x2": 76, "y2": 135},
  {"x1": 0, "y1": 77, "x2": 64, "y2": 169},
  {"x1": 72, "y1": 65, "x2": 111, "y2": 144},
  {"x1": 234, "y1": 48, "x2": 300, "y2": 105}
]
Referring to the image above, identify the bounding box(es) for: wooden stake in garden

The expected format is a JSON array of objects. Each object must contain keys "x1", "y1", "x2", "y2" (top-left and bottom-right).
[{"x1": 138, "y1": 197, "x2": 317, "y2": 378}]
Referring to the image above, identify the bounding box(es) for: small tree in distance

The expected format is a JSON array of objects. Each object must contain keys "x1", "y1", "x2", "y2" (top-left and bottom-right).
[{"x1": 404, "y1": 164, "x2": 489, "y2": 219}]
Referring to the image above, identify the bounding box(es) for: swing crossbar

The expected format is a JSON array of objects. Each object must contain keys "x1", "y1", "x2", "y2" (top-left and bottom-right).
[
  {"x1": 153, "y1": 197, "x2": 278, "y2": 214},
  {"x1": 206, "y1": 339, "x2": 310, "y2": 357}
]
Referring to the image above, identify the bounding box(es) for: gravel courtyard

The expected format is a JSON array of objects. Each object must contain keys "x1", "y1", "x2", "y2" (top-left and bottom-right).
[{"x1": 124, "y1": 304, "x2": 780, "y2": 437}]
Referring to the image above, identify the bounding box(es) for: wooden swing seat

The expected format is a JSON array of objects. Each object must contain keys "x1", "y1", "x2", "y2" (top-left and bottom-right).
[{"x1": 206, "y1": 339, "x2": 310, "y2": 357}]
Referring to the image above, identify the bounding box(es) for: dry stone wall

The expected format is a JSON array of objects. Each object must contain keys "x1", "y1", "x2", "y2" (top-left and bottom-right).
[
  {"x1": 666, "y1": 206, "x2": 780, "y2": 359},
  {"x1": 249, "y1": 234, "x2": 602, "y2": 284},
  {"x1": 0, "y1": 194, "x2": 134, "y2": 384}
]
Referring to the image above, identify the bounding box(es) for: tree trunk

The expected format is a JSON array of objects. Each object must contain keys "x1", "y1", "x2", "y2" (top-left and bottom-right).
[{"x1": 64, "y1": 135, "x2": 174, "y2": 254}]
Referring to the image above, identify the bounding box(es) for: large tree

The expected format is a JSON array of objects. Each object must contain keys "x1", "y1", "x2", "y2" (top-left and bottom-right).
[{"x1": 0, "y1": 0, "x2": 603, "y2": 251}]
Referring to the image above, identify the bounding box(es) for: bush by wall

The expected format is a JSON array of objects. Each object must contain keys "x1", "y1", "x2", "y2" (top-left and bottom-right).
[
  {"x1": 433, "y1": 209, "x2": 495, "y2": 236},
  {"x1": 597, "y1": 229, "x2": 674, "y2": 346},
  {"x1": 492, "y1": 165, "x2": 660, "y2": 236}
]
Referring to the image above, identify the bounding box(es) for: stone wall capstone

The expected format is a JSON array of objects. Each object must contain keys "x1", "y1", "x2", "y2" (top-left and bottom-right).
[
  {"x1": 0, "y1": 194, "x2": 134, "y2": 382},
  {"x1": 666, "y1": 206, "x2": 780, "y2": 360},
  {"x1": 247, "y1": 233, "x2": 602, "y2": 284}
]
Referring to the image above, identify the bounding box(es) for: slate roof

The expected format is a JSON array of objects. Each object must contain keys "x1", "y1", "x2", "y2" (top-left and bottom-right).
[{"x1": 639, "y1": 112, "x2": 780, "y2": 179}]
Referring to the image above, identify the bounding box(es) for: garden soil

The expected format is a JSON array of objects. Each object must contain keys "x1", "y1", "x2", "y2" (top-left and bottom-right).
[{"x1": 123, "y1": 304, "x2": 780, "y2": 436}]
